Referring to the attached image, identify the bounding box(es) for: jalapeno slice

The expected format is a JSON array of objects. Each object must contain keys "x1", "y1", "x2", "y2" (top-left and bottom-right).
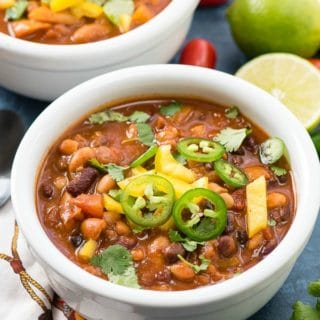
[
  {"x1": 173, "y1": 188, "x2": 227, "y2": 241},
  {"x1": 177, "y1": 138, "x2": 225, "y2": 162},
  {"x1": 130, "y1": 145, "x2": 158, "y2": 168},
  {"x1": 259, "y1": 137, "x2": 285, "y2": 164},
  {"x1": 120, "y1": 174, "x2": 175, "y2": 228},
  {"x1": 214, "y1": 159, "x2": 248, "y2": 188}
]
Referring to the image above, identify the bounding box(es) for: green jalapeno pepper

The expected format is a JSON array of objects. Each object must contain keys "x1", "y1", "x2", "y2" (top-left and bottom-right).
[
  {"x1": 214, "y1": 159, "x2": 248, "y2": 188},
  {"x1": 130, "y1": 144, "x2": 158, "y2": 168},
  {"x1": 120, "y1": 174, "x2": 175, "y2": 228},
  {"x1": 259, "y1": 137, "x2": 285, "y2": 164},
  {"x1": 311, "y1": 131, "x2": 320, "y2": 156},
  {"x1": 177, "y1": 138, "x2": 225, "y2": 162},
  {"x1": 173, "y1": 188, "x2": 227, "y2": 241}
]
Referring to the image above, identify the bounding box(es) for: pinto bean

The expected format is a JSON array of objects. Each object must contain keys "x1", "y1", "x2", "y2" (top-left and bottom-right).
[
  {"x1": 270, "y1": 206, "x2": 290, "y2": 223},
  {"x1": 149, "y1": 236, "x2": 170, "y2": 253},
  {"x1": 94, "y1": 146, "x2": 122, "y2": 165},
  {"x1": 29, "y1": 6, "x2": 79, "y2": 24},
  {"x1": 10, "y1": 20, "x2": 50, "y2": 38},
  {"x1": 267, "y1": 192, "x2": 288, "y2": 209},
  {"x1": 81, "y1": 218, "x2": 107, "y2": 240},
  {"x1": 220, "y1": 193, "x2": 234, "y2": 209},
  {"x1": 164, "y1": 243, "x2": 185, "y2": 264},
  {"x1": 66, "y1": 167, "x2": 98, "y2": 197},
  {"x1": 69, "y1": 147, "x2": 95, "y2": 172},
  {"x1": 71, "y1": 24, "x2": 111, "y2": 44},
  {"x1": 96, "y1": 174, "x2": 116, "y2": 194},
  {"x1": 218, "y1": 235, "x2": 237, "y2": 257},
  {"x1": 104, "y1": 211, "x2": 121, "y2": 225},
  {"x1": 170, "y1": 262, "x2": 195, "y2": 282},
  {"x1": 117, "y1": 236, "x2": 137, "y2": 249},
  {"x1": 131, "y1": 248, "x2": 145, "y2": 262},
  {"x1": 231, "y1": 189, "x2": 246, "y2": 211},
  {"x1": 115, "y1": 221, "x2": 131, "y2": 236},
  {"x1": 59, "y1": 139, "x2": 79, "y2": 155},
  {"x1": 208, "y1": 182, "x2": 227, "y2": 194}
]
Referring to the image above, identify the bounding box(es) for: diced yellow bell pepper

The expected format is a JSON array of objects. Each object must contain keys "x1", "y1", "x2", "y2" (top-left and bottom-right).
[
  {"x1": 103, "y1": 194, "x2": 123, "y2": 214},
  {"x1": 50, "y1": 0, "x2": 83, "y2": 12},
  {"x1": 246, "y1": 176, "x2": 268, "y2": 238},
  {"x1": 131, "y1": 166, "x2": 147, "y2": 176},
  {"x1": 155, "y1": 145, "x2": 196, "y2": 183},
  {"x1": 118, "y1": 13, "x2": 132, "y2": 33},
  {"x1": 0, "y1": 0, "x2": 15, "y2": 10},
  {"x1": 159, "y1": 217, "x2": 175, "y2": 231},
  {"x1": 192, "y1": 176, "x2": 208, "y2": 189},
  {"x1": 117, "y1": 170, "x2": 155, "y2": 190},
  {"x1": 78, "y1": 239, "x2": 97, "y2": 261},
  {"x1": 71, "y1": 1, "x2": 103, "y2": 18}
]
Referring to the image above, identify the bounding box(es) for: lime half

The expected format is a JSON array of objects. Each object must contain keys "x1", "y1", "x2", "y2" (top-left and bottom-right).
[{"x1": 236, "y1": 53, "x2": 320, "y2": 131}]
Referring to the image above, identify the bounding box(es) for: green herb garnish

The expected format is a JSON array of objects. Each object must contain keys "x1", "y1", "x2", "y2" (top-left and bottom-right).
[
  {"x1": 89, "y1": 110, "x2": 128, "y2": 124},
  {"x1": 268, "y1": 219, "x2": 277, "y2": 227},
  {"x1": 88, "y1": 158, "x2": 127, "y2": 182},
  {"x1": 136, "y1": 123, "x2": 155, "y2": 146},
  {"x1": 225, "y1": 106, "x2": 239, "y2": 119},
  {"x1": 177, "y1": 254, "x2": 210, "y2": 273},
  {"x1": 108, "y1": 189, "x2": 123, "y2": 201},
  {"x1": 169, "y1": 230, "x2": 204, "y2": 252},
  {"x1": 160, "y1": 102, "x2": 182, "y2": 117},
  {"x1": 128, "y1": 111, "x2": 150, "y2": 123},
  {"x1": 91, "y1": 244, "x2": 140, "y2": 288},
  {"x1": 271, "y1": 166, "x2": 287, "y2": 176},
  {"x1": 5, "y1": 0, "x2": 28, "y2": 21},
  {"x1": 214, "y1": 127, "x2": 251, "y2": 152}
]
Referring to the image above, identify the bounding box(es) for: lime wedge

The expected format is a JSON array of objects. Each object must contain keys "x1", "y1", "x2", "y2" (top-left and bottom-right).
[{"x1": 236, "y1": 53, "x2": 320, "y2": 131}]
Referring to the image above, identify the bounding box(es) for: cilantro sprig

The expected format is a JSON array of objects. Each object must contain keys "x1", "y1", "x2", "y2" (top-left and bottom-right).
[
  {"x1": 136, "y1": 123, "x2": 155, "y2": 146},
  {"x1": 214, "y1": 127, "x2": 251, "y2": 152},
  {"x1": 89, "y1": 110, "x2": 150, "y2": 125},
  {"x1": 225, "y1": 106, "x2": 239, "y2": 119},
  {"x1": 88, "y1": 158, "x2": 128, "y2": 182},
  {"x1": 169, "y1": 230, "x2": 204, "y2": 252},
  {"x1": 177, "y1": 254, "x2": 210, "y2": 273},
  {"x1": 91, "y1": 244, "x2": 140, "y2": 289},
  {"x1": 291, "y1": 279, "x2": 320, "y2": 319},
  {"x1": 271, "y1": 166, "x2": 287, "y2": 176},
  {"x1": 160, "y1": 102, "x2": 182, "y2": 117}
]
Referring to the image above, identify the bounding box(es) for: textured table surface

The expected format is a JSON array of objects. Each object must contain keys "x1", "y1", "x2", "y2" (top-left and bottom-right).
[{"x1": 0, "y1": 2, "x2": 319, "y2": 319}]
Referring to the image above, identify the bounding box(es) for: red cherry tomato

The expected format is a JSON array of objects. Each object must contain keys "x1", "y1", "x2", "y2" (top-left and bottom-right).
[
  {"x1": 308, "y1": 58, "x2": 320, "y2": 70},
  {"x1": 179, "y1": 38, "x2": 217, "y2": 69},
  {"x1": 200, "y1": 0, "x2": 228, "y2": 6}
]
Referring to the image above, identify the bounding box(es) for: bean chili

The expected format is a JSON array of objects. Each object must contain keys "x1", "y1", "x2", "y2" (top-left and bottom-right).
[{"x1": 36, "y1": 98, "x2": 295, "y2": 291}]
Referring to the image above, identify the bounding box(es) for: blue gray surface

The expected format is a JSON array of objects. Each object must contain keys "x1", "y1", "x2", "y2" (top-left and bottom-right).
[{"x1": 0, "y1": 2, "x2": 319, "y2": 319}]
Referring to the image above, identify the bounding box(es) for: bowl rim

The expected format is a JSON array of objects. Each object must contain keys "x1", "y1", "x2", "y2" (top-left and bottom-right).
[
  {"x1": 0, "y1": 0, "x2": 199, "y2": 60},
  {"x1": 11, "y1": 64, "x2": 320, "y2": 308}
]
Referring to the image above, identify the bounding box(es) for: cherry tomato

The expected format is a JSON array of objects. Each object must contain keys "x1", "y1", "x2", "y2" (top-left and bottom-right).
[
  {"x1": 179, "y1": 38, "x2": 217, "y2": 68},
  {"x1": 200, "y1": 0, "x2": 228, "y2": 5},
  {"x1": 308, "y1": 58, "x2": 320, "y2": 70}
]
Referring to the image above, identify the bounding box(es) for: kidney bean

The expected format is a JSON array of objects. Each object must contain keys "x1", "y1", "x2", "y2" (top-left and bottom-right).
[
  {"x1": 66, "y1": 167, "x2": 98, "y2": 197},
  {"x1": 270, "y1": 206, "x2": 290, "y2": 223},
  {"x1": 41, "y1": 182, "x2": 54, "y2": 198},
  {"x1": 218, "y1": 235, "x2": 238, "y2": 257},
  {"x1": 117, "y1": 236, "x2": 137, "y2": 250},
  {"x1": 164, "y1": 243, "x2": 185, "y2": 264}
]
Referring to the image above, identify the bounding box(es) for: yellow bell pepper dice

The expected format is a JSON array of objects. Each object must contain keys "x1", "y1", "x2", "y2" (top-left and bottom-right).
[
  {"x1": 50, "y1": 0, "x2": 83, "y2": 12},
  {"x1": 131, "y1": 166, "x2": 147, "y2": 176},
  {"x1": 159, "y1": 217, "x2": 175, "y2": 231},
  {"x1": 192, "y1": 176, "x2": 208, "y2": 189},
  {"x1": 0, "y1": 0, "x2": 15, "y2": 10},
  {"x1": 155, "y1": 145, "x2": 196, "y2": 183},
  {"x1": 103, "y1": 194, "x2": 123, "y2": 214},
  {"x1": 119, "y1": 14, "x2": 132, "y2": 33},
  {"x1": 246, "y1": 176, "x2": 268, "y2": 238},
  {"x1": 117, "y1": 170, "x2": 155, "y2": 190},
  {"x1": 71, "y1": 1, "x2": 103, "y2": 18},
  {"x1": 78, "y1": 239, "x2": 97, "y2": 261}
]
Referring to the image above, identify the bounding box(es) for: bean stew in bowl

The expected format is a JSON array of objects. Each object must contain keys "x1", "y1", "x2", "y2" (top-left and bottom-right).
[{"x1": 36, "y1": 98, "x2": 295, "y2": 291}]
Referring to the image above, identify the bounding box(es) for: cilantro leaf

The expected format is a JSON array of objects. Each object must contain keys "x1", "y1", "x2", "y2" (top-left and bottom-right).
[
  {"x1": 225, "y1": 106, "x2": 239, "y2": 119},
  {"x1": 169, "y1": 230, "x2": 204, "y2": 252},
  {"x1": 268, "y1": 219, "x2": 277, "y2": 227},
  {"x1": 88, "y1": 158, "x2": 127, "y2": 181},
  {"x1": 291, "y1": 301, "x2": 320, "y2": 320},
  {"x1": 5, "y1": 0, "x2": 28, "y2": 21},
  {"x1": 136, "y1": 123, "x2": 155, "y2": 146},
  {"x1": 309, "y1": 280, "x2": 320, "y2": 298},
  {"x1": 91, "y1": 245, "x2": 140, "y2": 288},
  {"x1": 177, "y1": 254, "x2": 210, "y2": 273},
  {"x1": 271, "y1": 166, "x2": 287, "y2": 176},
  {"x1": 91, "y1": 244, "x2": 131, "y2": 275},
  {"x1": 128, "y1": 111, "x2": 150, "y2": 123},
  {"x1": 214, "y1": 127, "x2": 251, "y2": 152},
  {"x1": 89, "y1": 110, "x2": 128, "y2": 124},
  {"x1": 160, "y1": 102, "x2": 182, "y2": 117}
]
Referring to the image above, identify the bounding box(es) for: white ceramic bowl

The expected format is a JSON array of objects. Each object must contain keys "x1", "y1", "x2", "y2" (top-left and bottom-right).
[
  {"x1": 0, "y1": 0, "x2": 198, "y2": 101},
  {"x1": 11, "y1": 65, "x2": 320, "y2": 320}
]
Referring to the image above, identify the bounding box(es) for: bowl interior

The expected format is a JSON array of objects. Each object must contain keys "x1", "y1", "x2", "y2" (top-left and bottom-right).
[{"x1": 11, "y1": 65, "x2": 320, "y2": 307}]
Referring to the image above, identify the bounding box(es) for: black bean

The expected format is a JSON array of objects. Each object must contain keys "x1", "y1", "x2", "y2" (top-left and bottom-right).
[
  {"x1": 164, "y1": 243, "x2": 185, "y2": 264},
  {"x1": 66, "y1": 167, "x2": 98, "y2": 197},
  {"x1": 70, "y1": 234, "x2": 83, "y2": 248},
  {"x1": 277, "y1": 174, "x2": 288, "y2": 184},
  {"x1": 236, "y1": 230, "x2": 248, "y2": 246},
  {"x1": 224, "y1": 212, "x2": 236, "y2": 234},
  {"x1": 244, "y1": 136, "x2": 258, "y2": 153}
]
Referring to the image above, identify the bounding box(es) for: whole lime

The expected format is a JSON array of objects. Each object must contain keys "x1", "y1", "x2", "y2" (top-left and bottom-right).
[{"x1": 227, "y1": 0, "x2": 320, "y2": 58}]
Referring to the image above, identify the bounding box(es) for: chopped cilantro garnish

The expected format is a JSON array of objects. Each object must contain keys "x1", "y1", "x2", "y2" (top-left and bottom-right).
[
  {"x1": 88, "y1": 158, "x2": 127, "y2": 182},
  {"x1": 225, "y1": 106, "x2": 239, "y2": 119},
  {"x1": 169, "y1": 230, "x2": 204, "y2": 252},
  {"x1": 89, "y1": 110, "x2": 128, "y2": 124},
  {"x1": 128, "y1": 111, "x2": 150, "y2": 123},
  {"x1": 214, "y1": 127, "x2": 251, "y2": 152},
  {"x1": 268, "y1": 219, "x2": 277, "y2": 227},
  {"x1": 160, "y1": 102, "x2": 182, "y2": 117},
  {"x1": 136, "y1": 123, "x2": 155, "y2": 146},
  {"x1": 91, "y1": 244, "x2": 140, "y2": 289},
  {"x1": 271, "y1": 166, "x2": 287, "y2": 176},
  {"x1": 177, "y1": 254, "x2": 210, "y2": 273}
]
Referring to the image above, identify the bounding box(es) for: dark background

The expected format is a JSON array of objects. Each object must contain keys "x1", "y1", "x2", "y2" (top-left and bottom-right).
[{"x1": 0, "y1": 2, "x2": 319, "y2": 319}]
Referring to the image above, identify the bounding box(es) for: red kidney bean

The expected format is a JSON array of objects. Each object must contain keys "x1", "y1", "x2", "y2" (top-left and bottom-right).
[{"x1": 200, "y1": 0, "x2": 227, "y2": 6}]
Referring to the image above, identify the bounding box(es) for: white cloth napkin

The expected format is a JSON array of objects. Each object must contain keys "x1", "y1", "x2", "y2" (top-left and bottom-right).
[{"x1": 0, "y1": 200, "x2": 82, "y2": 320}]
